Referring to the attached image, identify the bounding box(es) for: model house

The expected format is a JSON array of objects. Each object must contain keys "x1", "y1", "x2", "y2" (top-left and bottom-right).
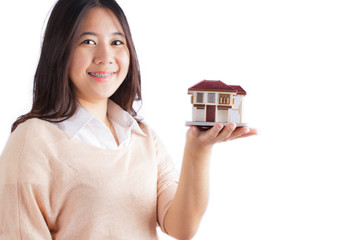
[{"x1": 187, "y1": 80, "x2": 246, "y2": 126}]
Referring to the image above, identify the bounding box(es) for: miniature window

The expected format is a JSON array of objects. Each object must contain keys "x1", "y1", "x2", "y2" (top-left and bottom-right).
[
  {"x1": 196, "y1": 93, "x2": 204, "y2": 103},
  {"x1": 219, "y1": 94, "x2": 230, "y2": 104},
  {"x1": 208, "y1": 93, "x2": 215, "y2": 103}
]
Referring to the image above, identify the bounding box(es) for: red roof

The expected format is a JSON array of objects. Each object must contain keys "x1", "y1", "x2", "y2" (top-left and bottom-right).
[
  {"x1": 188, "y1": 80, "x2": 246, "y2": 95},
  {"x1": 229, "y1": 85, "x2": 246, "y2": 95}
]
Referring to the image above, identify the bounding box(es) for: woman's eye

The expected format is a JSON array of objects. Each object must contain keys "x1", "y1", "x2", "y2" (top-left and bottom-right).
[
  {"x1": 81, "y1": 39, "x2": 96, "y2": 45},
  {"x1": 112, "y1": 40, "x2": 123, "y2": 45}
]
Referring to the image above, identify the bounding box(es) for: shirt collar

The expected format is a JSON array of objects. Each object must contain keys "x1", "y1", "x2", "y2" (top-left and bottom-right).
[
  {"x1": 58, "y1": 100, "x2": 146, "y2": 139},
  {"x1": 107, "y1": 100, "x2": 146, "y2": 137}
]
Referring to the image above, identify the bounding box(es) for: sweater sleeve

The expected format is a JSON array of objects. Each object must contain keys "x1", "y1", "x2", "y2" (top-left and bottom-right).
[
  {"x1": 152, "y1": 130, "x2": 179, "y2": 234},
  {"x1": 0, "y1": 122, "x2": 52, "y2": 239}
]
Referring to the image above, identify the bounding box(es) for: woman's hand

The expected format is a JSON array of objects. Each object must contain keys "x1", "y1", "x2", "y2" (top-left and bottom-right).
[{"x1": 187, "y1": 123, "x2": 257, "y2": 150}]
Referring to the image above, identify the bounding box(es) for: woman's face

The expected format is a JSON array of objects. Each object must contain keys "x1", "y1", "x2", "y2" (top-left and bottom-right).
[{"x1": 68, "y1": 7, "x2": 130, "y2": 105}]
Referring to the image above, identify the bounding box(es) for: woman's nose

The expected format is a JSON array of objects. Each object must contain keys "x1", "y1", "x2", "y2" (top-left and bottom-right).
[{"x1": 93, "y1": 44, "x2": 113, "y2": 65}]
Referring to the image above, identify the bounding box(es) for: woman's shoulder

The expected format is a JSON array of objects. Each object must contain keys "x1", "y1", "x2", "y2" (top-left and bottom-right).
[
  {"x1": 137, "y1": 120, "x2": 159, "y2": 139},
  {"x1": 137, "y1": 121, "x2": 168, "y2": 147},
  {"x1": 1, "y1": 118, "x2": 69, "y2": 184},
  {"x1": 11, "y1": 118, "x2": 68, "y2": 146}
]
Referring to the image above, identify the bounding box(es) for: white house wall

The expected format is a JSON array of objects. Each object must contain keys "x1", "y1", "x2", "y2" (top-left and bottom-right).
[
  {"x1": 232, "y1": 95, "x2": 244, "y2": 109},
  {"x1": 193, "y1": 107, "x2": 206, "y2": 121},
  {"x1": 239, "y1": 101, "x2": 243, "y2": 122},
  {"x1": 217, "y1": 109, "x2": 228, "y2": 122},
  {"x1": 231, "y1": 109, "x2": 240, "y2": 122}
]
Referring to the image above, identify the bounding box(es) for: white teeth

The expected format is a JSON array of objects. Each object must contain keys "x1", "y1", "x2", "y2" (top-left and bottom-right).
[{"x1": 89, "y1": 72, "x2": 114, "y2": 78}]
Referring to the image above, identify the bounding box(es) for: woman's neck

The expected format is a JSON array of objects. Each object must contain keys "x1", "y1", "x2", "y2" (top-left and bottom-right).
[{"x1": 78, "y1": 98, "x2": 109, "y2": 125}]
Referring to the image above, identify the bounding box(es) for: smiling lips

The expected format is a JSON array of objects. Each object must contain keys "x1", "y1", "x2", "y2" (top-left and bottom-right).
[{"x1": 88, "y1": 71, "x2": 115, "y2": 82}]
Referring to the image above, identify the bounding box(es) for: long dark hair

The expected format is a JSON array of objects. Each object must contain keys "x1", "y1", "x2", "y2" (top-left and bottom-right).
[{"x1": 11, "y1": 0, "x2": 141, "y2": 132}]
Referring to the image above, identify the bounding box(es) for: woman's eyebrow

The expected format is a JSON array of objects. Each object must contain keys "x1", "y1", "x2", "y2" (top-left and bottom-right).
[{"x1": 79, "y1": 31, "x2": 125, "y2": 38}]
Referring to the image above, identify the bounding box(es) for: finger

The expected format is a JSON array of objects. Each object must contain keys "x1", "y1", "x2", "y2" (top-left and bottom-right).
[
  {"x1": 216, "y1": 123, "x2": 237, "y2": 142},
  {"x1": 200, "y1": 123, "x2": 224, "y2": 142},
  {"x1": 228, "y1": 127, "x2": 257, "y2": 140},
  {"x1": 227, "y1": 127, "x2": 250, "y2": 140},
  {"x1": 189, "y1": 126, "x2": 201, "y2": 137},
  {"x1": 240, "y1": 128, "x2": 257, "y2": 137}
]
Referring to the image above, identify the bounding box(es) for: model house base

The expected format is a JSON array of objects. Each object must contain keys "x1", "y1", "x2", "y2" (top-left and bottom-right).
[
  {"x1": 185, "y1": 121, "x2": 247, "y2": 128},
  {"x1": 186, "y1": 80, "x2": 247, "y2": 127}
]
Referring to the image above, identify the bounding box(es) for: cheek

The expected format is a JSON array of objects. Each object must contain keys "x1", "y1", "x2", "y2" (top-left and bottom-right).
[
  {"x1": 117, "y1": 48, "x2": 130, "y2": 71},
  {"x1": 69, "y1": 51, "x2": 91, "y2": 78}
]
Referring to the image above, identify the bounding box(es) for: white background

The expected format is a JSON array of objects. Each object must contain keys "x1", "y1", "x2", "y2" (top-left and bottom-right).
[{"x1": 1, "y1": 0, "x2": 360, "y2": 239}]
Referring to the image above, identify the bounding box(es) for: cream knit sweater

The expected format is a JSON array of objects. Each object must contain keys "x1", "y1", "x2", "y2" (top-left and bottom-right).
[{"x1": 0, "y1": 118, "x2": 179, "y2": 239}]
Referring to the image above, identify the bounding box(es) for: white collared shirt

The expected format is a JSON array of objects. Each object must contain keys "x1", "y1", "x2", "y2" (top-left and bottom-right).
[{"x1": 52, "y1": 100, "x2": 146, "y2": 150}]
